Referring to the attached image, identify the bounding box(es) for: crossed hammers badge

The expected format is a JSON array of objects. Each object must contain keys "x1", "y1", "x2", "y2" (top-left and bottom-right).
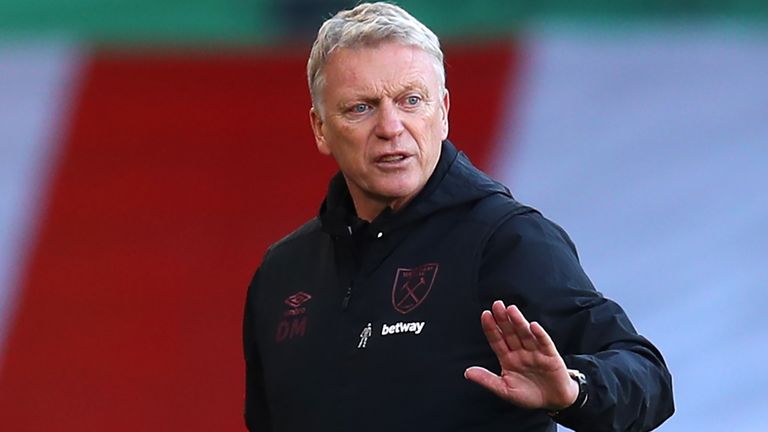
[{"x1": 391, "y1": 263, "x2": 439, "y2": 314}]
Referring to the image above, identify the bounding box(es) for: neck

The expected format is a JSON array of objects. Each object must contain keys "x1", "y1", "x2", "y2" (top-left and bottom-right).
[
  {"x1": 349, "y1": 190, "x2": 415, "y2": 222},
  {"x1": 351, "y1": 198, "x2": 390, "y2": 223}
]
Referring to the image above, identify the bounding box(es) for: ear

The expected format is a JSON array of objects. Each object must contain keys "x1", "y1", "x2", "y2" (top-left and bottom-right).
[
  {"x1": 440, "y1": 90, "x2": 450, "y2": 140},
  {"x1": 310, "y1": 107, "x2": 331, "y2": 156}
]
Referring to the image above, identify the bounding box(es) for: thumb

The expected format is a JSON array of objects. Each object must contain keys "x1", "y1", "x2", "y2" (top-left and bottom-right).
[{"x1": 464, "y1": 366, "x2": 507, "y2": 399}]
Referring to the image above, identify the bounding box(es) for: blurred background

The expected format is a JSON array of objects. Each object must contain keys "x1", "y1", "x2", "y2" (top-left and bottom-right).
[{"x1": 1, "y1": 1, "x2": 766, "y2": 430}]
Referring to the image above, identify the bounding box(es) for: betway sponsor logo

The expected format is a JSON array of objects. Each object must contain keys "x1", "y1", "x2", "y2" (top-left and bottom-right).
[{"x1": 381, "y1": 321, "x2": 425, "y2": 336}]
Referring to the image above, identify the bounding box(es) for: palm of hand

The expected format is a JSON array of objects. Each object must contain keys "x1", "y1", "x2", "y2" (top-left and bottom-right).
[{"x1": 465, "y1": 301, "x2": 577, "y2": 411}]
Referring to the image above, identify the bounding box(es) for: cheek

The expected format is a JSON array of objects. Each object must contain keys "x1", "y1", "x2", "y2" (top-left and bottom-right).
[
  {"x1": 331, "y1": 126, "x2": 369, "y2": 162},
  {"x1": 418, "y1": 115, "x2": 445, "y2": 147}
]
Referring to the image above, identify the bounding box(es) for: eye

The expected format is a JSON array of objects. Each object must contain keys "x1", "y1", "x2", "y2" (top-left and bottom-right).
[
  {"x1": 405, "y1": 95, "x2": 422, "y2": 106},
  {"x1": 350, "y1": 103, "x2": 369, "y2": 114}
]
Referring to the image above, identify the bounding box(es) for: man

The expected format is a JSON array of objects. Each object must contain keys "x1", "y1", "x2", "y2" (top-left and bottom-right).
[{"x1": 243, "y1": 2, "x2": 674, "y2": 431}]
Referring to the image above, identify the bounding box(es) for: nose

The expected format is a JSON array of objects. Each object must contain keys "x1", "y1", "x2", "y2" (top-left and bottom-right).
[{"x1": 374, "y1": 101, "x2": 404, "y2": 140}]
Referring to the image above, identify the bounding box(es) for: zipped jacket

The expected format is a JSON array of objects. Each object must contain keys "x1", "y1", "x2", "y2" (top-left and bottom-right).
[{"x1": 244, "y1": 140, "x2": 674, "y2": 431}]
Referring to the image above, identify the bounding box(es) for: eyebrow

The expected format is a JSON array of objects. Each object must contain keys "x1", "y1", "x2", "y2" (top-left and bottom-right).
[{"x1": 337, "y1": 84, "x2": 432, "y2": 108}]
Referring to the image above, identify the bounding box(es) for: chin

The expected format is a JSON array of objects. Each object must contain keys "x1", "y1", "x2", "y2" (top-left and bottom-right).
[{"x1": 375, "y1": 182, "x2": 422, "y2": 204}]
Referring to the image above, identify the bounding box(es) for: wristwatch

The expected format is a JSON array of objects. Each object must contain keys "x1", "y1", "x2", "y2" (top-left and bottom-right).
[{"x1": 548, "y1": 369, "x2": 588, "y2": 417}]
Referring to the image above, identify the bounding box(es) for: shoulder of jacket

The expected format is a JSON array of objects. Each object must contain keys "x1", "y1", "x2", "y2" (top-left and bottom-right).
[
  {"x1": 468, "y1": 194, "x2": 582, "y2": 258},
  {"x1": 469, "y1": 193, "x2": 539, "y2": 228},
  {"x1": 263, "y1": 217, "x2": 324, "y2": 261},
  {"x1": 485, "y1": 202, "x2": 579, "y2": 258}
]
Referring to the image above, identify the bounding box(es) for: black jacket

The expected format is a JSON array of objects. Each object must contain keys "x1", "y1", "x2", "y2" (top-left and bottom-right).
[{"x1": 244, "y1": 141, "x2": 674, "y2": 431}]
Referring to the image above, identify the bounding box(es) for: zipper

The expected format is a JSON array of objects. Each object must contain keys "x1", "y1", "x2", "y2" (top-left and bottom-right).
[
  {"x1": 340, "y1": 225, "x2": 355, "y2": 310},
  {"x1": 341, "y1": 285, "x2": 353, "y2": 309}
]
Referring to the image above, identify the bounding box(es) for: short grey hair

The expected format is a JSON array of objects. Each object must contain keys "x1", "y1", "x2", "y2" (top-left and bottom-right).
[{"x1": 307, "y1": 2, "x2": 446, "y2": 115}]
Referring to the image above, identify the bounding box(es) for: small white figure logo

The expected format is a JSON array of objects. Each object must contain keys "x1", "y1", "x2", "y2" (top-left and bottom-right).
[{"x1": 358, "y1": 323, "x2": 372, "y2": 348}]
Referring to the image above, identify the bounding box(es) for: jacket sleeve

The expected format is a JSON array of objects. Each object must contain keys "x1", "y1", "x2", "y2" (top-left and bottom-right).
[
  {"x1": 243, "y1": 269, "x2": 272, "y2": 431},
  {"x1": 478, "y1": 211, "x2": 674, "y2": 431}
]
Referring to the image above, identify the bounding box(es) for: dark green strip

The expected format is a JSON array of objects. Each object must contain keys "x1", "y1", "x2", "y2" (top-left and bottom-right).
[{"x1": 0, "y1": 0, "x2": 765, "y2": 44}]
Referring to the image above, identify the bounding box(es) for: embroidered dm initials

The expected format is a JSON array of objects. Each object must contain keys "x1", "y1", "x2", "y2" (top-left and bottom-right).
[{"x1": 276, "y1": 291, "x2": 312, "y2": 342}]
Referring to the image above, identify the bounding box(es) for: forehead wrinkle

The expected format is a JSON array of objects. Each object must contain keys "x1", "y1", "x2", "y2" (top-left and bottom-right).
[
  {"x1": 324, "y1": 44, "x2": 439, "y2": 107},
  {"x1": 342, "y1": 72, "x2": 433, "y2": 102}
]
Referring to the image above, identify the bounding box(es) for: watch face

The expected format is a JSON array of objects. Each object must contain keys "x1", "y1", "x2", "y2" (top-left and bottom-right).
[{"x1": 567, "y1": 369, "x2": 587, "y2": 384}]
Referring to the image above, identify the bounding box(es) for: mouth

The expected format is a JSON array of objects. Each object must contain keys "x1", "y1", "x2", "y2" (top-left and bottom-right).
[
  {"x1": 377, "y1": 154, "x2": 408, "y2": 163},
  {"x1": 374, "y1": 153, "x2": 411, "y2": 168}
]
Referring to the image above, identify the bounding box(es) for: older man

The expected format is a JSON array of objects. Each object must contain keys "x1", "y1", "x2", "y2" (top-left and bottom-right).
[{"x1": 243, "y1": 2, "x2": 674, "y2": 431}]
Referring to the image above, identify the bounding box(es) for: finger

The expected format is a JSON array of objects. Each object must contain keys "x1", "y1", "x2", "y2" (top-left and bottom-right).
[
  {"x1": 490, "y1": 300, "x2": 522, "y2": 350},
  {"x1": 479, "y1": 310, "x2": 511, "y2": 358},
  {"x1": 507, "y1": 305, "x2": 538, "y2": 351},
  {"x1": 530, "y1": 321, "x2": 559, "y2": 357},
  {"x1": 464, "y1": 366, "x2": 508, "y2": 400}
]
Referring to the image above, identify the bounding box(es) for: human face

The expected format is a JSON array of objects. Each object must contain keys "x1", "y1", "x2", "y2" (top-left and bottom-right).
[{"x1": 310, "y1": 42, "x2": 449, "y2": 221}]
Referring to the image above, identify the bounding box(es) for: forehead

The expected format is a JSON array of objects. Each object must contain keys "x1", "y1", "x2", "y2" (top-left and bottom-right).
[{"x1": 322, "y1": 43, "x2": 439, "y2": 99}]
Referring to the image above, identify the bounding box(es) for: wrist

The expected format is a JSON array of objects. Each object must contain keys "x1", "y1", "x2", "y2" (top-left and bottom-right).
[
  {"x1": 548, "y1": 369, "x2": 588, "y2": 416},
  {"x1": 564, "y1": 374, "x2": 580, "y2": 407}
]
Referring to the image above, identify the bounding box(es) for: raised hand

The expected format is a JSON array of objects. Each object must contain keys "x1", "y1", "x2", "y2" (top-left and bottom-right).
[{"x1": 464, "y1": 300, "x2": 578, "y2": 411}]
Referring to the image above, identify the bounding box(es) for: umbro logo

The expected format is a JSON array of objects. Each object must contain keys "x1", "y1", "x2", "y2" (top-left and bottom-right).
[{"x1": 285, "y1": 291, "x2": 312, "y2": 308}]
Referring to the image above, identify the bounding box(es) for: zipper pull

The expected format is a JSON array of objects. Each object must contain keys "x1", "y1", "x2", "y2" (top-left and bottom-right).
[{"x1": 342, "y1": 286, "x2": 352, "y2": 309}]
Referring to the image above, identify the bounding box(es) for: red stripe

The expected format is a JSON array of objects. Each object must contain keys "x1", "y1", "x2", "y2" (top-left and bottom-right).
[
  {"x1": 0, "y1": 42, "x2": 519, "y2": 431},
  {"x1": 445, "y1": 41, "x2": 521, "y2": 168}
]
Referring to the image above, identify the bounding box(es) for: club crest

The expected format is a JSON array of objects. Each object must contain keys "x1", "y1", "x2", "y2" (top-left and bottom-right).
[{"x1": 391, "y1": 263, "x2": 439, "y2": 314}]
